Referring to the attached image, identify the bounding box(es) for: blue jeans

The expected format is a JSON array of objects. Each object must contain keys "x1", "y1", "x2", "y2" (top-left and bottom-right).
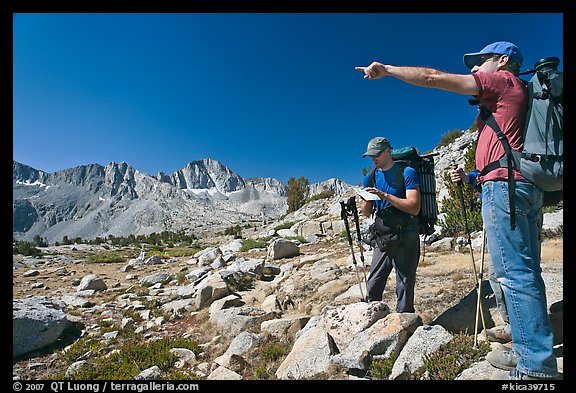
[
  {"x1": 488, "y1": 259, "x2": 510, "y2": 328},
  {"x1": 482, "y1": 180, "x2": 558, "y2": 378}
]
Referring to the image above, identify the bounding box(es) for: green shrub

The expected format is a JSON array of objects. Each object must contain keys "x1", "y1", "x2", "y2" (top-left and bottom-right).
[
  {"x1": 150, "y1": 247, "x2": 201, "y2": 258},
  {"x1": 306, "y1": 190, "x2": 335, "y2": 203},
  {"x1": 62, "y1": 337, "x2": 107, "y2": 365},
  {"x1": 261, "y1": 343, "x2": 285, "y2": 362},
  {"x1": 240, "y1": 238, "x2": 270, "y2": 252},
  {"x1": 254, "y1": 364, "x2": 270, "y2": 379},
  {"x1": 439, "y1": 141, "x2": 483, "y2": 237},
  {"x1": 414, "y1": 333, "x2": 490, "y2": 380},
  {"x1": 543, "y1": 200, "x2": 563, "y2": 214},
  {"x1": 284, "y1": 236, "x2": 307, "y2": 244},
  {"x1": 438, "y1": 129, "x2": 464, "y2": 148},
  {"x1": 87, "y1": 252, "x2": 125, "y2": 264},
  {"x1": 274, "y1": 221, "x2": 297, "y2": 231},
  {"x1": 223, "y1": 224, "x2": 242, "y2": 238},
  {"x1": 61, "y1": 337, "x2": 202, "y2": 380},
  {"x1": 242, "y1": 337, "x2": 291, "y2": 380},
  {"x1": 13, "y1": 241, "x2": 43, "y2": 257},
  {"x1": 367, "y1": 352, "x2": 396, "y2": 380},
  {"x1": 174, "y1": 271, "x2": 188, "y2": 284}
]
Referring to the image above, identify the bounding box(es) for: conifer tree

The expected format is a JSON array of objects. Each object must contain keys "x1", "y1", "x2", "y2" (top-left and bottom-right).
[
  {"x1": 287, "y1": 176, "x2": 309, "y2": 213},
  {"x1": 439, "y1": 142, "x2": 483, "y2": 237}
]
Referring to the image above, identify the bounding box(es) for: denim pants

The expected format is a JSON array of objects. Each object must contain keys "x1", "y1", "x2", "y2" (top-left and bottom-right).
[
  {"x1": 488, "y1": 259, "x2": 510, "y2": 329},
  {"x1": 366, "y1": 230, "x2": 420, "y2": 313},
  {"x1": 482, "y1": 180, "x2": 558, "y2": 378}
]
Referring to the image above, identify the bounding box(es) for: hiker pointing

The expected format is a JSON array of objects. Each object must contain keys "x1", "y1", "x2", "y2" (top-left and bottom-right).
[{"x1": 356, "y1": 41, "x2": 558, "y2": 381}]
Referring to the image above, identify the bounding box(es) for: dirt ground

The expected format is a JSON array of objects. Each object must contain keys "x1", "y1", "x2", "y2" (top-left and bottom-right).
[{"x1": 12, "y1": 237, "x2": 563, "y2": 312}]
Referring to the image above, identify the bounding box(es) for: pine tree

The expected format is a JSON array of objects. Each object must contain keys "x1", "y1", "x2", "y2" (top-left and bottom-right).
[
  {"x1": 439, "y1": 142, "x2": 483, "y2": 237},
  {"x1": 287, "y1": 176, "x2": 309, "y2": 213}
]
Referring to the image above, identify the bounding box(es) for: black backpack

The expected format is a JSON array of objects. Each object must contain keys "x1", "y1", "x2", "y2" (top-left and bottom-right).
[
  {"x1": 368, "y1": 147, "x2": 439, "y2": 236},
  {"x1": 476, "y1": 57, "x2": 563, "y2": 229}
]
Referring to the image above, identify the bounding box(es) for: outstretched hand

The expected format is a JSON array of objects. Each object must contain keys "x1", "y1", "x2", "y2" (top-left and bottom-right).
[{"x1": 355, "y1": 62, "x2": 386, "y2": 79}]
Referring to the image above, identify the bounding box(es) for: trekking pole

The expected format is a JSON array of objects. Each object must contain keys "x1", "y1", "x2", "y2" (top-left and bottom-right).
[
  {"x1": 346, "y1": 197, "x2": 369, "y2": 295},
  {"x1": 476, "y1": 225, "x2": 489, "y2": 345},
  {"x1": 340, "y1": 200, "x2": 367, "y2": 302},
  {"x1": 454, "y1": 166, "x2": 487, "y2": 347}
]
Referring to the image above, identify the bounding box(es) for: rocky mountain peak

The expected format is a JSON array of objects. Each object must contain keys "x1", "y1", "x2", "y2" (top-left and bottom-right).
[
  {"x1": 169, "y1": 158, "x2": 245, "y2": 194},
  {"x1": 13, "y1": 161, "x2": 44, "y2": 183},
  {"x1": 307, "y1": 178, "x2": 352, "y2": 197},
  {"x1": 103, "y1": 161, "x2": 138, "y2": 198}
]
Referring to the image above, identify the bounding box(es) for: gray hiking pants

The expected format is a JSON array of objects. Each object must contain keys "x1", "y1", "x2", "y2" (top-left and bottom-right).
[{"x1": 366, "y1": 230, "x2": 420, "y2": 313}]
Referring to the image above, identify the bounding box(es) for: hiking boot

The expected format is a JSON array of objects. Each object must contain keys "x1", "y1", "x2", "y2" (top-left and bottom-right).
[
  {"x1": 486, "y1": 349, "x2": 518, "y2": 371},
  {"x1": 490, "y1": 369, "x2": 558, "y2": 380},
  {"x1": 485, "y1": 326, "x2": 512, "y2": 344}
]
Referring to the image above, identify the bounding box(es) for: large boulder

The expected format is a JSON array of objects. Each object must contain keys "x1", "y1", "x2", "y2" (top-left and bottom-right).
[
  {"x1": 267, "y1": 238, "x2": 300, "y2": 260},
  {"x1": 13, "y1": 296, "x2": 69, "y2": 357}
]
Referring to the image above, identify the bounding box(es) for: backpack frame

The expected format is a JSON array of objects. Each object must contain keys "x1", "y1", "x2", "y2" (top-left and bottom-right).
[{"x1": 367, "y1": 147, "x2": 439, "y2": 236}]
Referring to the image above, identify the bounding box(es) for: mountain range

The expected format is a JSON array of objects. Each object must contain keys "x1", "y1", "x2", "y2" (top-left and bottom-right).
[{"x1": 12, "y1": 158, "x2": 351, "y2": 244}]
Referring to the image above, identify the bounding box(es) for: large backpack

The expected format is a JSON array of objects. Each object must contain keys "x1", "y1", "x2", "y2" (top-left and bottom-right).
[
  {"x1": 477, "y1": 57, "x2": 563, "y2": 229},
  {"x1": 368, "y1": 147, "x2": 439, "y2": 236}
]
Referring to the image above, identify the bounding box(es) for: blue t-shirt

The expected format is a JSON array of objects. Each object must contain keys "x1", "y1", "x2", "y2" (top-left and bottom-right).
[{"x1": 363, "y1": 163, "x2": 419, "y2": 212}]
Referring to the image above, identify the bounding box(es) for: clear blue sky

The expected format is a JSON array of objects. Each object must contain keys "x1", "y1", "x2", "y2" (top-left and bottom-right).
[{"x1": 13, "y1": 13, "x2": 563, "y2": 186}]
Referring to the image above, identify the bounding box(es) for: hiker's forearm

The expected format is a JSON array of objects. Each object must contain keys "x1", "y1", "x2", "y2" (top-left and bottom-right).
[
  {"x1": 362, "y1": 62, "x2": 478, "y2": 96},
  {"x1": 381, "y1": 189, "x2": 421, "y2": 216},
  {"x1": 364, "y1": 187, "x2": 421, "y2": 216},
  {"x1": 386, "y1": 65, "x2": 478, "y2": 95}
]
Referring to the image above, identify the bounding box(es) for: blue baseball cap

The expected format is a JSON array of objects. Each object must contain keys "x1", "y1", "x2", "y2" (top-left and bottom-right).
[{"x1": 463, "y1": 41, "x2": 523, "y2": 69}]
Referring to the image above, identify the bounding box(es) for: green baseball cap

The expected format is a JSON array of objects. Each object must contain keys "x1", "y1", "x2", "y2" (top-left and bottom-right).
[{"x1": 362, "y1": 137, "x2": 391, "y2": 158}]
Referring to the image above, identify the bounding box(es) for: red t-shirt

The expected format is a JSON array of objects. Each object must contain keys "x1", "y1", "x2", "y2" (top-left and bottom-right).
[{"x1": 472, "y1": 71, "x2": 528, "y2": 183}]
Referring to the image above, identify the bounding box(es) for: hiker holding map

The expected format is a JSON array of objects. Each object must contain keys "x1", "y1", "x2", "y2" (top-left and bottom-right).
[{"x1": 358, "y1": 136, "x2": 421, "y2": 314}]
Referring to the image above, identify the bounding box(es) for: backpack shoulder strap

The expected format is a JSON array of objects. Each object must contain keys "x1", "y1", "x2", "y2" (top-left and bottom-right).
[
  {"x1": 366, "y1": 168, "x2": 377, "y2": 217},
  {"x1": 394, "y1": 161, "x2": 407, "y2": 191},
  {"x1": 368, "y1": 168, "x2": 377, "y2": 188},
  {"x1": 479, "y1": 106, "x2": 521, "y2": 168},
  {"x1": 478, "y1": 105, "x2": 518, "y2": 230}
]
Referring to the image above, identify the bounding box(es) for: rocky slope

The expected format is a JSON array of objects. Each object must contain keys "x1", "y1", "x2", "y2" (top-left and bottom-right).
[{"x1": 12, "y1": 186, "x2": 563, "y2": 381}]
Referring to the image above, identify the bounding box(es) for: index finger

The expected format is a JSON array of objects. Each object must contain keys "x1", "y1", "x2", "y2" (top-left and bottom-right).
[{"x1": 355, "y1": 66, "x2": 366, "y2": 72}]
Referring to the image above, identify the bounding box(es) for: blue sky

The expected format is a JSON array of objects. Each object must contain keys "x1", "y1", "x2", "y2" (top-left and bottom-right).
[{"x1": 13, "y1": 13, "x2": 563, "y2": 186}]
